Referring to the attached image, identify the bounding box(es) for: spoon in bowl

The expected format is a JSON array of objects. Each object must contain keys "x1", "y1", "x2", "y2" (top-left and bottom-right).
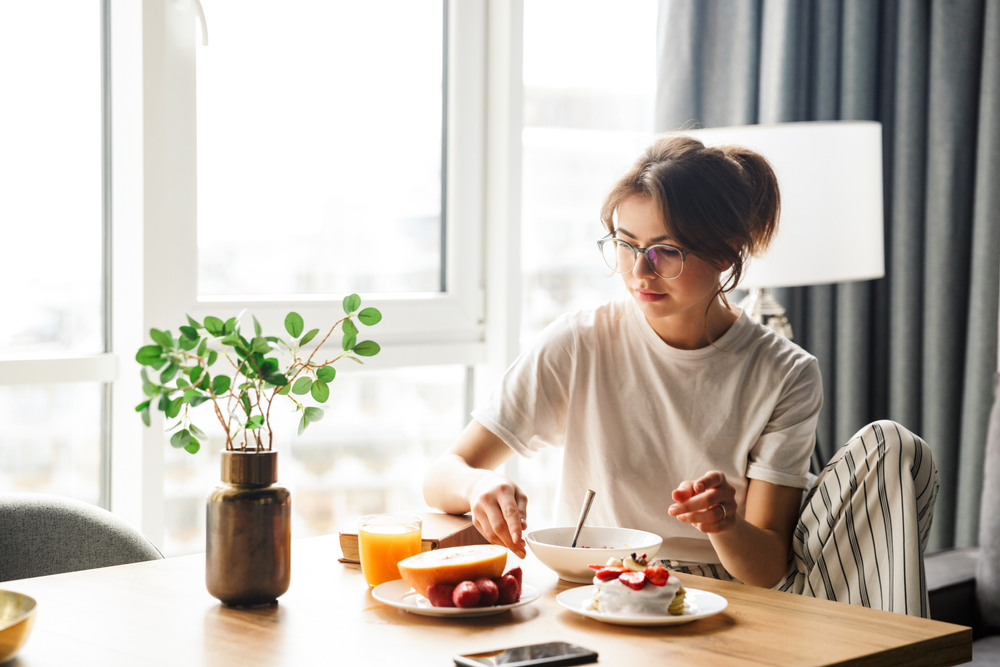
[{"x1": 569, "y1": 489, "x2": 596, "y2": 548}]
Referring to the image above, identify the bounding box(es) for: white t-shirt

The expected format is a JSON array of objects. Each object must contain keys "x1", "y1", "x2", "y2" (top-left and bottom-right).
[{"x1": 471, "y1": 298, "x2": 823, "y2": 564}]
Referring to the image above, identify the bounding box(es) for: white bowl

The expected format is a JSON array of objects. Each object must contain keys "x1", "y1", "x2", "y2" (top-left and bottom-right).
[{"x1": 525, "y1": 526, "x2": 663, "y2": 583}]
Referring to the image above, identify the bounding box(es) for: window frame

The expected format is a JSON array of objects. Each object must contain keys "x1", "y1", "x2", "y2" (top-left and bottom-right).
[{"x1": 102, "y1": 0, "x2": 524, "y2": 547}]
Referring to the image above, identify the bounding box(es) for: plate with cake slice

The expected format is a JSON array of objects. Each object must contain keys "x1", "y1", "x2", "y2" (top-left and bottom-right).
[{"x1": 556, "y1": 585, "x2": 728, "y2": 627}]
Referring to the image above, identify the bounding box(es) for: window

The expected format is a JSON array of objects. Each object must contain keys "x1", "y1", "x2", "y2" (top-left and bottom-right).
[
  {"x1": 196, "y1": 1, "x2": 445, "y2": 297},
  {"x1": 0, "y1": 1, "x2": 111, "y2": 507},
  {"x1": 137, "y1": 0, "x2": 498, "y2": 553}
]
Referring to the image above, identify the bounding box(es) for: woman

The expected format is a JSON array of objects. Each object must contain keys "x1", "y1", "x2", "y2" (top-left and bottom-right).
[{"x1": 423, "y1": 134, "x2": 938, "y2": 615}]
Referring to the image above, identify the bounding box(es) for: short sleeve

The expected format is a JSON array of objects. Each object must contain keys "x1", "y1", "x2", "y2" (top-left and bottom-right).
[
  {"x1": 745, "y1": 357, "x2": 823, "y2": 490},
  {"x1": 470, "y1": 316, "x2": 577, "y2": 458}
]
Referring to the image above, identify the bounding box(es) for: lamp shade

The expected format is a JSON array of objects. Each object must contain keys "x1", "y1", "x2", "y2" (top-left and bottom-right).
[{"x1": 683, "y1": 122, "x2": 885, "y2": 289}]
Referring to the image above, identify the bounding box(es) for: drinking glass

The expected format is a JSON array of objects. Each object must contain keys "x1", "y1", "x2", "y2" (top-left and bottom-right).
[{"x1": 358, "y1": 514, "x2": 422, "y2": 588}]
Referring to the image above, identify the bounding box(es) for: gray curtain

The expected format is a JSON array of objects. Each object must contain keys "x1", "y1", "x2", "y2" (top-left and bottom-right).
[{"x1": 656, "y1": 0, "x2": 1000, "y2": 551}]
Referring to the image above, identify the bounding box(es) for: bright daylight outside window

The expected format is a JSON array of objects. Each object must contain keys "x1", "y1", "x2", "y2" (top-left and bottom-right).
[
  {"x1": 163, "y1": 1, "x2": 459, "y2": 556},
  {"x1": 0, "y1": 2, "x2": 103, "y2": 505},
  {"x1": 196, "y1": 1, "x2": 445, "y2": 296},
  {"x1": 517, "y1": 0, "x2": 657, "y2": 526}
]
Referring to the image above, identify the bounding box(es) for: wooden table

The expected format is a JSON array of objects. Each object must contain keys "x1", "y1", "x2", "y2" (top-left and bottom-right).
[{"x1": 3, "y1": 535, "x2": 971, "y2": 666}]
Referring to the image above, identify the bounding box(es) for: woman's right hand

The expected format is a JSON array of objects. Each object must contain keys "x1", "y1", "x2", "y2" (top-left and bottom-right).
[{"x1": 468, "y1": 472, "x2": 528, "y2": 558}]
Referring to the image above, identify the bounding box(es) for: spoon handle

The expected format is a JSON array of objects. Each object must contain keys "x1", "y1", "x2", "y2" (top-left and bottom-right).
[{"x1": 569, "y1": 489, "x2": 596, "y2": 548}]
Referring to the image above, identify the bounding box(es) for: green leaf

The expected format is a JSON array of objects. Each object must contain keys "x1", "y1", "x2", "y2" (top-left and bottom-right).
[
  {"x1": 252, "y1": 315, "x2": 262, "y2": 337},
  {"x1": 278, "y1": 383, "x2": 291, "y2": 395},
  {"x1": 310, "y1": 379, "x2": 330, "y2": 403},
  {"x1": 343, "y1": 293, "x2": 361, "y2": 314},
  {"x1": 260, "y1": 358, "x2": 278, "y2": 376},
  {"x1": 183, "y1": 389, "x2": 201, "y2": 403},
  {"x1": 178, "y1": 335, "x2": 197, "y2": 351},
  {"x1": 346, "y1": 356, "x2": 364, "y2": 364},
  {"x1": 252, "y1": 337, "x2": 271, "y2": 354},
  {"x1": 160, "y1": 363, "x2": 179, "y2": 383},
  {"x1": 141, "y1": 404, "x2": 151, "y2": 427},
  {"x1": 358, "y1": 307, "x2": 382, "y2": 326},
  {"x1": 197, "y1": 338, "x2": 208, "y2": 357},
  {"x1": 184, "y1": 439, "x2": 201, "y2": 454},
  {"x1": 136, "y1": 345, "x2": 163, "y2": 366},
  {"x1": 298, "y1": 414, "x2": 308, "y2": 436},
  {"x1": 142, "y1": 379, "x2": 159, "y2": 397},
  {"x1": 224, "y1": 317, "x2": 237, "y2": 335},
  {"x1": 179, "y1": 326, "x2": 199, "y2": 341},
  {"x1": 245, "y1": 414, "x2": 264, "y2": 430},
  {"x1": 188, "y1": 366, "x2": 204, "y2": 382},
  {"x1": 241, "y1": 393, "x2": 252, "y2": 415},
  {"x1": 353, "y1": 341, "x2": 381, "y2": 357},
  {"x1": 342, "y1": 319, "x2": 358, "y2": 337},
  {"x1": 264, "y1": 372, "x2": 289, "y2": 386},
  {"x1": 190, "y1": 394, "x2": 210, "y2": 407},
  {"x1": 170, "y1": 429, "x2": 192, "y2": 449},
  {"x1": 342, "y1": 332, "x2": 357, "y2": 351},
  {"x1": 150, "y1": 357, "x2": 168, "y2": 370},
  {"x1": 167, "y1": 397, "x2": 184, "y2": 419},
  {"x1": 284, "y1": 312, "x2": 304, "y2": 338},
  {"x1": 221, "y1": 334, "x2": 241, "y2": 347},
  {"x1": 176, "y1": 378, "x2": 190, "y2": 389},
  {"x1": 303, "y1": 406, "x2": 325, "y2": 423},
  {"x1": 212, "y1": 375, "x2": 231, "y2": 395},
  {"x1": 204, "y1": 316, "x2": 225, "y2": 336},
  {"x1": 186, "y1": 314, "x2": 202, "y2": 329},
  {"x1": 299, "y1": 328, "x2": 320, "y2": 346},
  {"x1": 135, "y1": 400, "x2": 151, "y2": 412},
  {"x1": 150, "y1": 328, "x2": 173, "y2": 348},
  {"x1": 189, "y1": 423, "x2": 206, "y2": 437},
  {"x1": 196, "y1": 373, "x2": 210, "y2": 391},
  {"x1": 292, "y1": 377, "x2": 313, "y2": 395},
  {"x1": 207, "y1": 350, "x2": 219, "y2": 366},
  {"x1": 158, "y1": 393, "x2": 171, "y2": 412},
  {"x1": 316, "y1": 366, "x2": 336, "y2": 382}
]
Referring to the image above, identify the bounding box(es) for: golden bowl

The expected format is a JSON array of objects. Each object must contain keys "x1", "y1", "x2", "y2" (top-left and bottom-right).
[{"x1": 0, "y1": 590, "x2": 37, "y2": 663}]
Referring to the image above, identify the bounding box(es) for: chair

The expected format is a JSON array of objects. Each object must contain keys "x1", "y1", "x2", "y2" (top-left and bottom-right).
[
  {"x1": 0, "y1": 493, "x2": 162, "y2": 583},
  {"x1": 925, "y1": 372, "x2": 1000, "y2": 665}
]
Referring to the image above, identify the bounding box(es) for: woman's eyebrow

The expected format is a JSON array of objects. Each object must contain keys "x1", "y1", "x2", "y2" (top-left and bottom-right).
[{"x1": 616, "y1": 227, "x2": 674, "y2": 244}]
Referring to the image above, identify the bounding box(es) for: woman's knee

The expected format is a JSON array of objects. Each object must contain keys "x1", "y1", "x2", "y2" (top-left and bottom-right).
[{"x1": 845, "y1": 420, "x2": 936, "y2": 478}]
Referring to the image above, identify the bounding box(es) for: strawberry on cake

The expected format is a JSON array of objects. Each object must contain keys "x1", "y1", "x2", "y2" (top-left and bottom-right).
[{"x1": 585, "y1": 553, "x2": 686, "y2": 616}]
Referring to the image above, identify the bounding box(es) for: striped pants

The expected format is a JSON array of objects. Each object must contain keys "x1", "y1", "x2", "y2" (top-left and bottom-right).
[{"x1": 671, "y1": 421, "x2": 940, "y2": 618}]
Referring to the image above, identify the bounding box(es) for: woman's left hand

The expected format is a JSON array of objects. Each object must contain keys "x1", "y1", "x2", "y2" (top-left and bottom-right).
[{"x1": 668, "y1": 471, "x2": 737, "y2": 533}]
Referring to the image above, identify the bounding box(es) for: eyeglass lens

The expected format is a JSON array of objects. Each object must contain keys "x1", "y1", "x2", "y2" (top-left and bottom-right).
[{"x1": 601, "y1": 240, "x2": 683, "y2": 279}]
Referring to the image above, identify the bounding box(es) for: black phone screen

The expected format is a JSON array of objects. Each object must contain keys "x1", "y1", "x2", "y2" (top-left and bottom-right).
[{"x1": 453, "y1": 641, "x2": 598, "y2": 667}]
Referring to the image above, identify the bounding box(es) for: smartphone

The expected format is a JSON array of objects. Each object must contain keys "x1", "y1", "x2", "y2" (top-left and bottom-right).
[{"x1": 453, "y1": 641, "x2": 598, "y2": 667}]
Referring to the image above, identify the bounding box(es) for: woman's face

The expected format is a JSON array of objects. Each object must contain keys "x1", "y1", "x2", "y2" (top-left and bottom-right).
[{"x1": 615, "y1": 195, "x2": 726, "y2": 337}]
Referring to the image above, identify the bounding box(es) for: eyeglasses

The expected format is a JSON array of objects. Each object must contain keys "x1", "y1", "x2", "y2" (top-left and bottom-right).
[{"x1": 597, "y1": 232, "x2": 689, "y2": 280}]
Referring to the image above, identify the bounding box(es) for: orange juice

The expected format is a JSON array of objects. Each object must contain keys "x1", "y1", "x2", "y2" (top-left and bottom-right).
[{"x1": 358, "y1": 520, "x2": 422, "y2": 588}]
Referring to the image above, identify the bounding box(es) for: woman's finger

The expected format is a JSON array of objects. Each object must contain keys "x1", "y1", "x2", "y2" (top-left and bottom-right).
[{"x1": 694, "y1": 470, "x2": 726, "y2": 493}]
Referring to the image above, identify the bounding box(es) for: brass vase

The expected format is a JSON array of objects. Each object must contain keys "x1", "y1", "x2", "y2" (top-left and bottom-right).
[{"x1": 206, "y1": 450, "x2": 291, "y2": 606}]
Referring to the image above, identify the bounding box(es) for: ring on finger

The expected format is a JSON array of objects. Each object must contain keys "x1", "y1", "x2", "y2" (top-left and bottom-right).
[{"x1": 719, "y1": 504, "x2": 727, "y2": 521}]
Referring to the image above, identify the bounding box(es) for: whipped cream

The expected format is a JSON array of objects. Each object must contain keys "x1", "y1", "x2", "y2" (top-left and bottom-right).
[{"x1": 590, "y1": 572, "x2": 684, "y2": 615}]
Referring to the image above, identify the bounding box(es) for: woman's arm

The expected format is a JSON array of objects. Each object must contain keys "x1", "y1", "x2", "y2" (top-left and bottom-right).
[
  {"x1": 422, "y1": 420, "x2": 529, "y2": 557},
  {"x1": 669, "y1": 473, "x2": 802, "y2": 588}
]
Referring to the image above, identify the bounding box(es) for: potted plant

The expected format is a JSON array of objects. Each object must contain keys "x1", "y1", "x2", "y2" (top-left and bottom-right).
[{"x1": 135, "y1": 294, "x2": 381, "y2": 606}]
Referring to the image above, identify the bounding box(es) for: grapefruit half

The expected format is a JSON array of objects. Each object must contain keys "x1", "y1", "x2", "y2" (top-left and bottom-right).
[{"x1": 397, "y1": 545, "x2": 508, "y2": 598}]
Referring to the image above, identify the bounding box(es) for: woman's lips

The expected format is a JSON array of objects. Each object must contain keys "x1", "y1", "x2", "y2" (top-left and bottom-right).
[{"x1": 634, "y1": 289, "x2": 667, "y2": 302}]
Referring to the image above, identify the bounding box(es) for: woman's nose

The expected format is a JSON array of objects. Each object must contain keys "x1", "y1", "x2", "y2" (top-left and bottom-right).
[{"x1": 630, "y1": 251, "x2": 656, "y2": 278}]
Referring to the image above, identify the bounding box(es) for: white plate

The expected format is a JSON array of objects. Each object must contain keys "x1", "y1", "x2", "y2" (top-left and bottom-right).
[
  {"x1": 371, "y1": 580, "x2": 540, "y2": 618},
  {"x1": 556, "y1": 585, "x2": 727, "y2": 626}
]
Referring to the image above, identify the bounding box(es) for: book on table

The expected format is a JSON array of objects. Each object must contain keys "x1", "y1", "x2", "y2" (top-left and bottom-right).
[{"x1": 338, "y1": 511, "x2": 487, "y2": 563}]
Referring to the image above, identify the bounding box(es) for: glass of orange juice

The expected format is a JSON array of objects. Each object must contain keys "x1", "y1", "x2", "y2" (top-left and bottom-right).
[{"x1": 358, "y1": 514, "x2": 423, "y2": 588}]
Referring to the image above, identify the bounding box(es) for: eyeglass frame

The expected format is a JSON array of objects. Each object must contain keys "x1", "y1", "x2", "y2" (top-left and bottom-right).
[{"x1": 596, "y1": 231, "x2": 690, "y2": 280}]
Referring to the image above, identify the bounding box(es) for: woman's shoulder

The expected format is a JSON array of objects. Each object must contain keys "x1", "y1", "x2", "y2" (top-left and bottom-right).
[{"x1": 733, "y1": 313, "x2": 820, "y2": 380}]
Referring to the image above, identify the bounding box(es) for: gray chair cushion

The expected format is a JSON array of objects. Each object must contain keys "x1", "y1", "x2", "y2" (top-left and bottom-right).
[
  {"x1": 971, "y1": 635, "x2": 1000, "y2": 666},
  {"x1": 978, "y1": 373, "x2": 1000, "y2": 629},
  {"x1": 0, "y1": 493, "x2": 162, "y2": 583}
]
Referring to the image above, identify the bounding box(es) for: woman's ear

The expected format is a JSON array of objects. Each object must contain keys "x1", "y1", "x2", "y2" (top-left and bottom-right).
[{"x1": 717, "y1": 259, "x2": 733, "y2": 272}]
